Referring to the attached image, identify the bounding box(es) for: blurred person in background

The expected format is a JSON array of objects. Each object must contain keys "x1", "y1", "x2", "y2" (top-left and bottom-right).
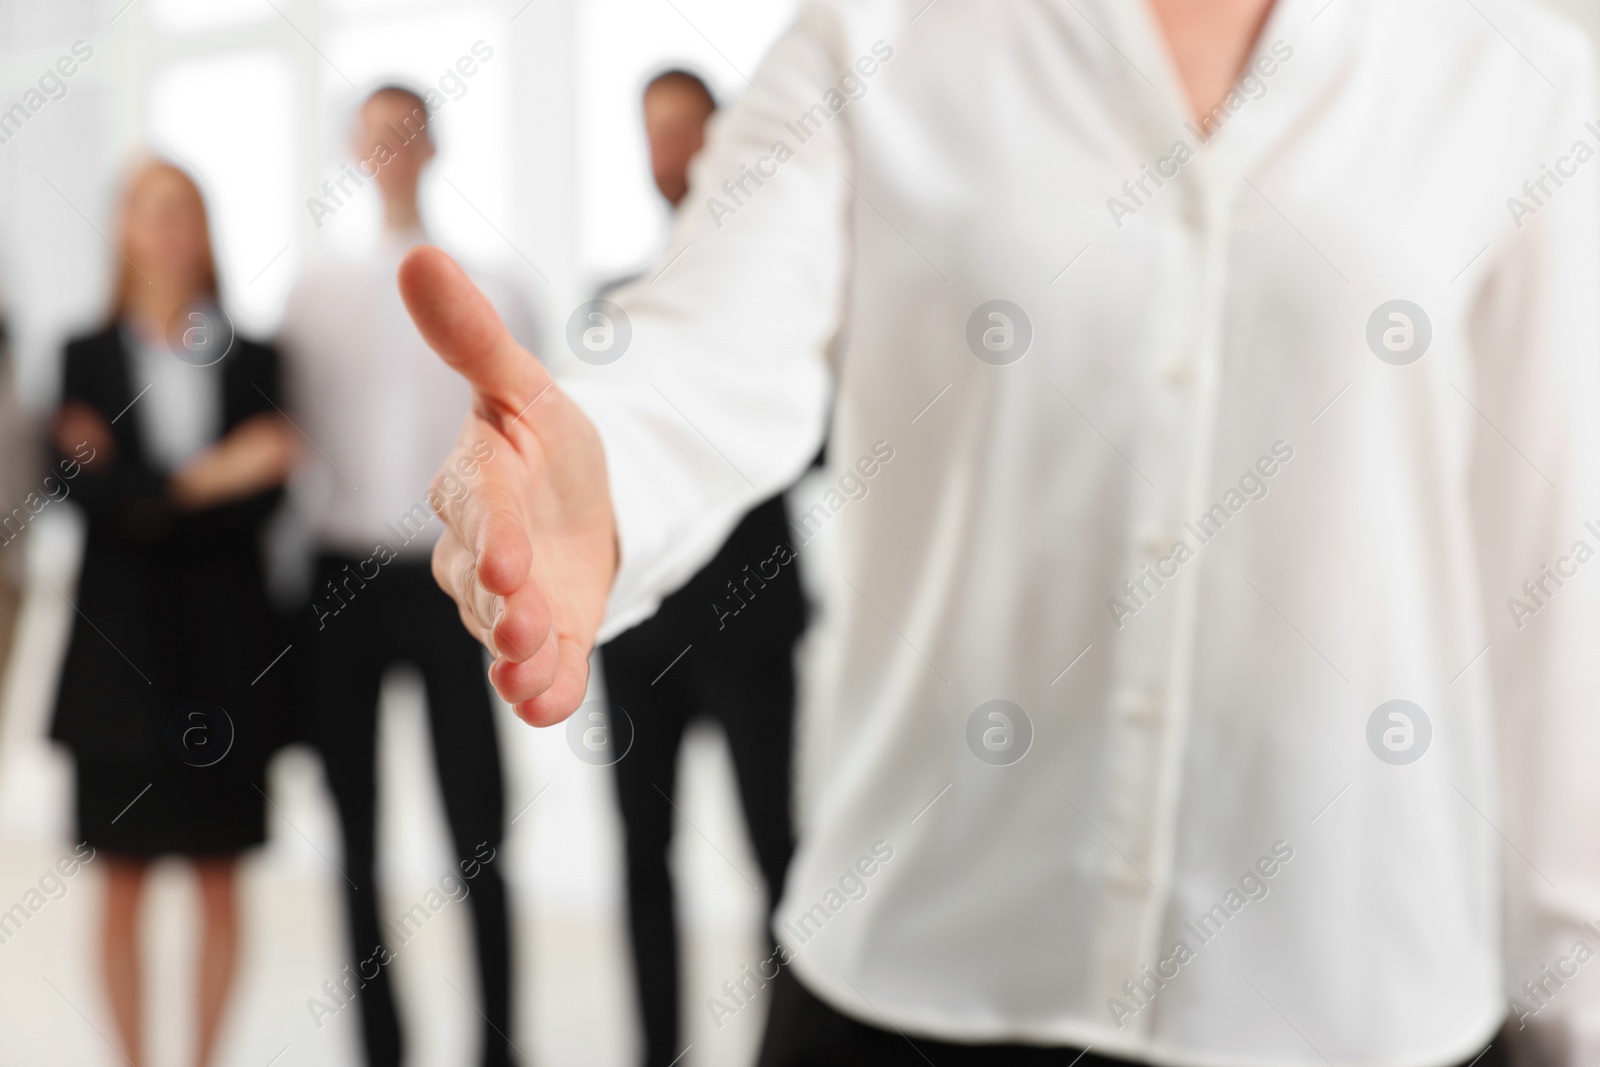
[
  {"x1": 597, "y1": 68, "x2": 808, "y2": 1067},
  {"x1": 48, "y1": 159, "x2": 296, "y2": 1067},
  {"x1": 276, "y1": 85, "x2": 538, "y2": 1067},
  {"x1": 396, "y1": 0, "x2": 1600, "y2": 1064},
  {"x1": 0, "y1": 275, "x2": 31, "y2": 697},
  {"x1": 640, "y1": 69, "x2": 715, "y2": 213}
]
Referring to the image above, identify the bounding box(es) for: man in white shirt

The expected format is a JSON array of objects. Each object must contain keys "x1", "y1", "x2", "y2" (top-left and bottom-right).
[
  {"x1": 276, "y1": 86, "x2": 538, "y2": 1067},
  {"x1": 398, "y1": 1, "x2": 1600, "y2": 1064}
]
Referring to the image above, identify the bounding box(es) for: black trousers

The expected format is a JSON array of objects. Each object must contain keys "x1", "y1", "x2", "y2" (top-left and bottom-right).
[
  {"x1": 601, "y1": 497, "x2": 807, "y2": 1067},
  {"x1": 308, "y1": 554, "x2": 512, "y2": 1067},
  {"x1": 757, "y1": 967, "x2": 1510, "y2": 1067}
]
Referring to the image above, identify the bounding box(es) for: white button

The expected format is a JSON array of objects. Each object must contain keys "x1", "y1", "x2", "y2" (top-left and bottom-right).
[
  {"x1": 1163, "y1": 363, "x2": 1193, "y2": 388},
  {"x1": 1138, "y1": 533, "x2": 1167, "y2": 558}
]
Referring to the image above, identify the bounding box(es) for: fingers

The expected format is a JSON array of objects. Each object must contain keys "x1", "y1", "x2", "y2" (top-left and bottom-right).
[
  {"x1": 433, "y1": 528, "x2": 492, "y2": 642},
  {"x1": 488, "y1": 578, "x2": 554, "y2": 665},
  {"x1": 55, "y1": 402, "x2": 114, "y2": 462},
  {"x1": 434, "y1": 459, "x2": 532, "y2": 596},
  {"x1": 471, "y1": 487, "x2": 534, "y2": 599},
  {"x1": 432, "y1": 525, "x2": 550, "y2": 652},
  {"x1": 397, "y1": 246, "x2": 552, "y2": 419},
  {"x1": 511, "y1": 637, "x2": 592, "y2": 727},
  {"x1": 490, "y1": 629, "x2": 560, "y2": 703},
  {"x1": 433, "y1": 523, "x2": 568, "y2": 711},
  {"x1": 432, "y1": 528, "x2": 587, "y2": 724}
]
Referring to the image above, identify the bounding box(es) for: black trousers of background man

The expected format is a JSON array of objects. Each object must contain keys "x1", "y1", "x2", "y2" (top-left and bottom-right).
[
  {"x1": 308, "y1": 555, "x2": 512, "y2": 1067},
  {"x1": 601, "y1": 495, "x2": 808, "y2": 1067}
]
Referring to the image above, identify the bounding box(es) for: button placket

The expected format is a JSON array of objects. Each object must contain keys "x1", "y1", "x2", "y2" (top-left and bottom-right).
[
  {"x1": 1131, "y1": 183, "x2": 1242, "y2": 988},
  {"x1": 1087, "y1": 205, "x2": 1217, "y2": 1013}
]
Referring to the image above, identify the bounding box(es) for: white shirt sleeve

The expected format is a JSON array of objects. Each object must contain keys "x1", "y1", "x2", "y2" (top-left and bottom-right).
[
  {"x1": 563, "y1": 5, "x2": 846, "y2": 640},
  {"x1": 1467, "y1": 43, "x2": 1600, "y2": 1062}
]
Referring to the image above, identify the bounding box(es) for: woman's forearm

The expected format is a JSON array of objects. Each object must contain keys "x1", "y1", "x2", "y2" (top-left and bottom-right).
[{"x1": 168, "y1": 414, "x2": 296, "y2": 511}]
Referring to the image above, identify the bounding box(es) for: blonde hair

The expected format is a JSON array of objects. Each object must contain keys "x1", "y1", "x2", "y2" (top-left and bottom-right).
[{"x1": 107, "y1": 158, "x2": 219, "y2": 323}]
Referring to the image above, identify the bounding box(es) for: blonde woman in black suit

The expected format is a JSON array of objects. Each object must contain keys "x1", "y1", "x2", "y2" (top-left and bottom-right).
[{"x1": 50, "y1": 160, "x2": 296, "y2": 1067}]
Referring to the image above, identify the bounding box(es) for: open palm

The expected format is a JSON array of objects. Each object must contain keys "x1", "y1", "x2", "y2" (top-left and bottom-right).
[{"x1": 398, "y1": 246, "x2": 617, "y2": 726}]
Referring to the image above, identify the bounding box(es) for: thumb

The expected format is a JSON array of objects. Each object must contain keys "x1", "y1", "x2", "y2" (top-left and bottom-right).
[{"x1": 398, "y1": 245, "x2": 549, "y2": 416}]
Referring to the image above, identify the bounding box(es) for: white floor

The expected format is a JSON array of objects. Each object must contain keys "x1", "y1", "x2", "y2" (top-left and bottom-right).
[{"x1": 0, "y1": 508, "x2": 778, "y2": 1067}]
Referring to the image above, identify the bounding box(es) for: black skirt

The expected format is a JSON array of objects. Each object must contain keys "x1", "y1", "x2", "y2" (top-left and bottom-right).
[{"x1": 53, "y1": 516, "x2": 297, "y2": 857}]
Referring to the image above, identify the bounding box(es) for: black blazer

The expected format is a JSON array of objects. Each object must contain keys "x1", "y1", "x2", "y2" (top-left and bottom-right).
[{"x1": 50, "y1": 324, "x2": 294, "y2": 773}]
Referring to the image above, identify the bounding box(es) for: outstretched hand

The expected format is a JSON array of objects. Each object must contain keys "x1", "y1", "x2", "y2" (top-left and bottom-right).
[{"x1": 399, "y1": 246, "x2": 617, "y2": 726}]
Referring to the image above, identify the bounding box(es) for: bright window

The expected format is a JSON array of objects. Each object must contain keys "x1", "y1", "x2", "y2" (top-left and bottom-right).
[
  {"x1": 147, "y1": 47, "x2": 298, "y2": 336},
  {"x1": 576, "y1": 0, "x2": 798, "y2": 284}
]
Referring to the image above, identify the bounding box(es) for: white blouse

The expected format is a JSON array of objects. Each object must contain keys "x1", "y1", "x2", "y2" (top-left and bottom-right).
[
  {"x1": 563, "y1": 0, "x2": 1600, "y2": 1061},
  {"x1": 126, "y1": 326, "x2": 222, "y2": 474}
]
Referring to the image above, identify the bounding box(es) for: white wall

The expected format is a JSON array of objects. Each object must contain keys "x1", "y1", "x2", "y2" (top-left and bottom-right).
[{"x1": 0, "y1": 0, "x2": 800, "y2": 403}]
